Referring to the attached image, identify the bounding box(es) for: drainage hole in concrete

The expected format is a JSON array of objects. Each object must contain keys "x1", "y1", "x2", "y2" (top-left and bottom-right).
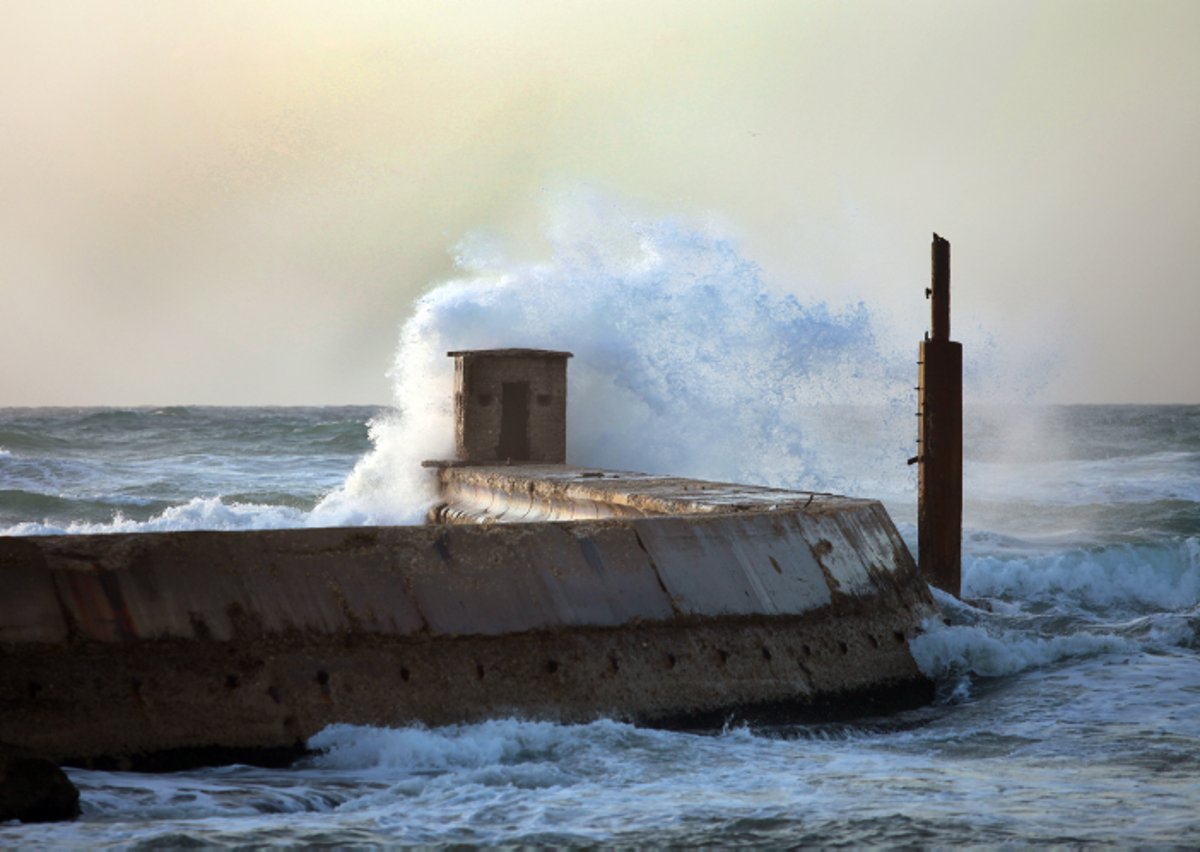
[
  {"x1": 545, "y1": 659, "x2": 559, "y2": 675},
  {"x1": 801, "y1": 644, "x2": 812, "y2": 657},
  {"x1": 838, "y1": 641, "x2": 849, "y2": 654},
  {"x1": 717, "y1": 649, "x2": 729, "y2": 666},
  {"x1": 666, "y1": 653, "x2": 677, "y2": 669},
  {"x1": 225, "y1": 674, "x2": 240, "y2": 690},
  {"x1": 761, "y1": 645, "x2": 773, "y2": 661},
  {"x1": 476, "y1": 663, "x2": 486, "y2": 680},
  {"x1": 400, "y1": 667, "x2": 411, "y2": 682},
  {"x1": 316, "y1": 669, "x2": 330, "y2": 686}
]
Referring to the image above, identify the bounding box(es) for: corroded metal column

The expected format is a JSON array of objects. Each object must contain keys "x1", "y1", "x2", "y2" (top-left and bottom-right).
[{"x1": 916, "y1": 234, "x2": 962, "y2": 597}]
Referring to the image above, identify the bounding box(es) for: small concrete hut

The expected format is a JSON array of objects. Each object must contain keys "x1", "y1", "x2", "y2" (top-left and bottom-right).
[{"x1": 450, "y1": 348, "x2": 572, "y2": 464}]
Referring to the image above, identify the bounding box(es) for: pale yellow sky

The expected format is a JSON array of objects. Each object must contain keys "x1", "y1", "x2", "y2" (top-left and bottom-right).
[{"x1": 2, "y1": 0, "x2": 1197, "y2": 404}]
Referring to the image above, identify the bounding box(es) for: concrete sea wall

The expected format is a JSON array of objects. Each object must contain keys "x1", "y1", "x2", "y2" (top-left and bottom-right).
[{"x1": 0, "y1": 487, "x2": 937, "y2": 768}]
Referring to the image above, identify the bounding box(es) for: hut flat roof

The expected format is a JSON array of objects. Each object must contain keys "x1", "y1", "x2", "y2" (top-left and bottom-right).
[{"x1": 447, "y1": 348, "x2": 573, "y2": 359}]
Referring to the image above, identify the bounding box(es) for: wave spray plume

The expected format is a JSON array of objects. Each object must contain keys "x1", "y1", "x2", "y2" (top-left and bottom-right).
[{"x1": 313, "y1": 194, "x2": 912, "y2": 526}]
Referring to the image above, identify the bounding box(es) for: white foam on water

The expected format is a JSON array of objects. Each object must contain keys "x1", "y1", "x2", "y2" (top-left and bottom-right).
[
  {"x1": 910, "y1": 618, "x2": 1137, "y2": 681},
  {"x1": 307, "y1": 718, "x2": 615, "y2": 774},
  {"x1": 2, "y1": 496, "x2": 308, "y2": 536},
  {"x1": 6, "y1": 685, "x2": 1194, "y2": 848},
  {"x1": 964, "y1": 536, "x2": 1200, "y2": 612}
]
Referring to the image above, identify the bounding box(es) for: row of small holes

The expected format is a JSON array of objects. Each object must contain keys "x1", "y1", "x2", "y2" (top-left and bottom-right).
[
  {"x1": 232, "y1": 632, "x2": 911, "y2": 693},
  {"x1": 147, "y1": 630, "x2": 910, "y2": 700},
  {"x1": 22, "y1": 629, "x2": 911, "y2": 706}
]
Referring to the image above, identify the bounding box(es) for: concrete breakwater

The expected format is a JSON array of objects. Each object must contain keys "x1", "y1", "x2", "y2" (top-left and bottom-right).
[{"x1": 0, "y1": 467, "x2": 937, "y2": 769}]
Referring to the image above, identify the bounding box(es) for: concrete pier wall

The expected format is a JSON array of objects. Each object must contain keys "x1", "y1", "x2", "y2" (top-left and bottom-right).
[{"x1": 0, "y1": 486, "x2": 936, "y2": 767}]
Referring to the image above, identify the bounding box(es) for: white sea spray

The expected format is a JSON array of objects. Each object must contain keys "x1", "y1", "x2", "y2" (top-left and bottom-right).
[{"x1": 311, "y1": 194, "x2": 913, "y2": 525}]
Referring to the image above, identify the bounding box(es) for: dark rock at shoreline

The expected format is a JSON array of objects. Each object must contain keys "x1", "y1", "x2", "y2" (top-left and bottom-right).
[{"x1": 0, "y1": 744, "x2": 80, "y2": 823}]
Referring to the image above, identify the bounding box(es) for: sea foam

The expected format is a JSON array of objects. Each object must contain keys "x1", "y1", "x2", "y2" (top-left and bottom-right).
[
  {"x1": 964, "y1": 537, "x2": 1200, "y2": 612},
  {"x1": 308, "y1": 718, "x2": 640, "y2": 774},
  {"x1": 4, "y1": 496, "x2": 307, "y2": 536},
  {"x1": 910, "y1": 619, "x2": 1136, "y2": 680}
]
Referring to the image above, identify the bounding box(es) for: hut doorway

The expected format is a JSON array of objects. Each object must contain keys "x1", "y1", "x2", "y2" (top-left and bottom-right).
[{"x1": 498, "y1": 381, "x2": 531, "y2": 460}]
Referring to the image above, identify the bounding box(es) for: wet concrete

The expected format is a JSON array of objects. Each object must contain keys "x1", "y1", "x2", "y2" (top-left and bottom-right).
[
  {"x1": 427, "y1": 463, "x2": 849, "y2": 522},
  {"x1": 0, "y1": 470, "x2": 938, "y2": 768}
]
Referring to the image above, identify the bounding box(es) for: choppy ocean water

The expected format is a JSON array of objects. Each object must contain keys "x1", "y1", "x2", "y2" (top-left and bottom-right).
[
  {"x1": 1, "y1": 403, "x2": 1197, "y2": 847},
  {"x1": 2, "y1": 209, "x2": 1198, "y2": 845}
]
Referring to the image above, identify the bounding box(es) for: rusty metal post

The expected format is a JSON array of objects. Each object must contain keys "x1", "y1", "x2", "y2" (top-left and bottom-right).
[{"x1": 915, "y1": 234, "x2": 962, "y2": 597}]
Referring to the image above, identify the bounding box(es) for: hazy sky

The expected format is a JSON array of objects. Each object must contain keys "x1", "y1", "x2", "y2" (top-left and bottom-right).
[{"x1": 3, "y1": 0, "x2": 1197, "y2": 405}]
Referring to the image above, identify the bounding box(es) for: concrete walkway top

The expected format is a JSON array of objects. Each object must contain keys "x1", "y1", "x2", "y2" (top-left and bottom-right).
[{"x1": 426, "y1": 463, "x2": 862, "y2": 524}]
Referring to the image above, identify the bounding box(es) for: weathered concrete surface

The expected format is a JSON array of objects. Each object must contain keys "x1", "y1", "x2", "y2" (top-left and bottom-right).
[
  {"x1": 429, "y1": 464, "x2": 843, "y2": 522},
  {"x1": 0, "y1": 470, "x2": 938, "y2": 768}
]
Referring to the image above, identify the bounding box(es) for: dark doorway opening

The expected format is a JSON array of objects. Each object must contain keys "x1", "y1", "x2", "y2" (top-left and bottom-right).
[{"x1": 498, "y1": 381, "x2": 531, "y2": 460}]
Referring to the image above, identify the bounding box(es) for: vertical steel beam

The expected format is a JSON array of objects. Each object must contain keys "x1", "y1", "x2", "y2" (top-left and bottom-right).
[{"x1": 917, "y1": 234, "x2": 962, "y2": 597}]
